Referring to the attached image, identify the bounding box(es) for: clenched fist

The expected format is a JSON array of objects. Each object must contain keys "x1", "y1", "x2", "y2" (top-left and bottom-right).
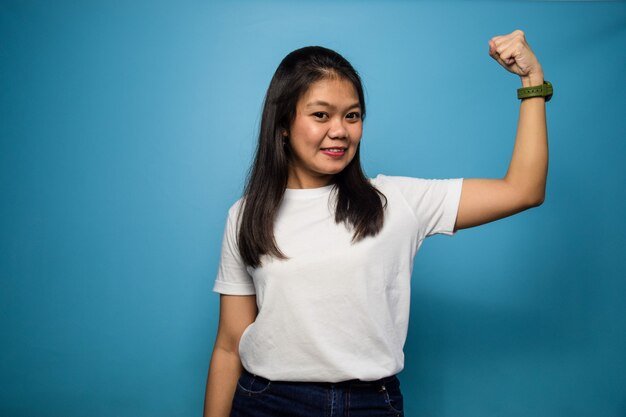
[{"x1": 489, "y1": 30, "x2": 544, "y2": 86}]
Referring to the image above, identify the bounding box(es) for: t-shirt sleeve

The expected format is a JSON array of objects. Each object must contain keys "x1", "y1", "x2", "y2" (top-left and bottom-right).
[
  {"x1": 379, "y1": 175, "x2": 463, "y2": 239},
  {"x1": 213, "y1": 201, "x2": 256, "y2": 295}
]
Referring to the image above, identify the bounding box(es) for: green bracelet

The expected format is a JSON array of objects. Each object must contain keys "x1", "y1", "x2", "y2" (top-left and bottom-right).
[{"x1": 517, "y1": 80, "x2": 553, "y2": 102}]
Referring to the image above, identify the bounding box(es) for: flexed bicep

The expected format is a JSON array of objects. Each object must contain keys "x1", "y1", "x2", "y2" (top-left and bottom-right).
[{"x1": 454, "y1": 178, "x2": 544, "y2": 231}]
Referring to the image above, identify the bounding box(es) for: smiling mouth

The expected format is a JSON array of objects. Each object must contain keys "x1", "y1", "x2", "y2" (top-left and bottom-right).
[
  {"x1": 320, "y1": 147, "x2": 346, "y2": 153},
  {"x1": 320, "y1": 147, "x2": 347, "y2": 158}
]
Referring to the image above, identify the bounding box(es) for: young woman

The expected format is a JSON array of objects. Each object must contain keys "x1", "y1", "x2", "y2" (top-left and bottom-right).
[{"x1": 204, "y1": 30, "x2": 550, "y2": 417}]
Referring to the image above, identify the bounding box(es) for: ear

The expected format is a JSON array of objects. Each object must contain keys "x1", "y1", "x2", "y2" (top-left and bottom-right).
[{"x1": 281, "y1": 129, "x2": 289, "y2": 137}]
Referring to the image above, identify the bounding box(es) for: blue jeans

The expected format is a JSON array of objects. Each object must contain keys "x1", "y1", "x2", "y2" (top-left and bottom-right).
[{"x1": 231, "y1": 369, "x2": 404, "y2": 417}]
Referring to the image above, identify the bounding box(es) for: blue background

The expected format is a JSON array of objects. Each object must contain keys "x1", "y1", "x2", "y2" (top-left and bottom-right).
[{"x1": 1, "y1": 1, "x2": 625, "y2": 416}]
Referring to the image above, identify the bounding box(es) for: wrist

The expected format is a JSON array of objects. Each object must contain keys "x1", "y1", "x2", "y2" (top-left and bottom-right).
[
  {"x1": 517, "y1": 79, "x2": 552, "y2": 102},
  {"x1": 521, "y1": 71, "x2": 544, "y2": 87}
]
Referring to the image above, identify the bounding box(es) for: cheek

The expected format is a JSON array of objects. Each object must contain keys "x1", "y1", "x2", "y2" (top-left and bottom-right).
[
  {"x1": 306, "y1": 123, "x2": 327, "y2": 139},
  {"x1": 350, "y1": 125, "x2": 363, "y2": 144},
  {"x1": 291, "y1": 122, "x2": 323, "y2": 142},
  {"x1": 299, "y1": 130, "x2": 327, "y2": 149}
]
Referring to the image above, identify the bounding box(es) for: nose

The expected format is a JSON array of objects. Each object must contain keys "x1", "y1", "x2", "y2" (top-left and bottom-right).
[{"x1": 328, "y1": 117, "x2": 348, "y2": 139}]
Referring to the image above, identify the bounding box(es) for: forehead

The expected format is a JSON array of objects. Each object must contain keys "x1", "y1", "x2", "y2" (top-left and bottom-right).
[{"x1": 297, "y1": 77, "x2": 359, "y2": 107}]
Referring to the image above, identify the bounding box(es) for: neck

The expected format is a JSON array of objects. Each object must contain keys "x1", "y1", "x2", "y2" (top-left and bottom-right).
[{"x1": 287, "y1": 169, "x2": 334, "y2": 189}]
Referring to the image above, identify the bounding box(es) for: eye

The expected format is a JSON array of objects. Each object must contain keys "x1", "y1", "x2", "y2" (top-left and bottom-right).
[
  {"x1": 312, "y1": 112, "x2": 328, "y2": 120},
  {"x1": 346, "y1": 112, "x2": 361, "y2": 120}
]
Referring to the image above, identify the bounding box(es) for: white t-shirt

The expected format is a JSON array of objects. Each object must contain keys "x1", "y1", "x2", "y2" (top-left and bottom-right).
[{"x1": 213, "y1": 174, "x2": 463, "y2": 382}]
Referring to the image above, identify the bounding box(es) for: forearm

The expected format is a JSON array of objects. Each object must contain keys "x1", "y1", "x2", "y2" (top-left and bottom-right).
[
  {"x1": 204, "y1": 347, "x2": 243, "y2": 417},
  {"x1": 503, "y1": 71, "x2": 548, "y2": 206}
]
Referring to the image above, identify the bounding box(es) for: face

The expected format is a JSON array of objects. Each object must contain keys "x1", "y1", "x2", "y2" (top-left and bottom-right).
[{"x1": 285, "y1": 77, "x2": 363, "y2": 189}]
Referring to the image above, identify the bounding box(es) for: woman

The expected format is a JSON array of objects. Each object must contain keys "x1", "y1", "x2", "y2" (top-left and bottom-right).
[{"x1": 204, "y1": 30, "x2": 550, "y2": 417}]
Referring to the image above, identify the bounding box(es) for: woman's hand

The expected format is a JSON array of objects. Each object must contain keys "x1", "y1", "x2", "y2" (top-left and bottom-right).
[{"x1": 488, "y1": 30, "x2": 544, "y2": 86}]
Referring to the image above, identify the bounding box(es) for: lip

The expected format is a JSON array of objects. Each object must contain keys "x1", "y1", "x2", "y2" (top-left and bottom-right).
[{"x1": 320, "y1": 147, "x2": 347, "y2": 158}]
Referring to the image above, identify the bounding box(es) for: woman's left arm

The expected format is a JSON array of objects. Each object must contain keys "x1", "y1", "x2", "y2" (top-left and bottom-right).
[{"x1": 455, "y1": 30, "x2": 548, "y2": 230}]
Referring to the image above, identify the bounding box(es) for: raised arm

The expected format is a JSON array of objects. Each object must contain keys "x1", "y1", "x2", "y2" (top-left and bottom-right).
[
  {"x1": 455, "y1": 30, "x2": 548, "y2": 230},
  {"x1": 204, "y1": 294, "x2": 257, "y2": 417}
]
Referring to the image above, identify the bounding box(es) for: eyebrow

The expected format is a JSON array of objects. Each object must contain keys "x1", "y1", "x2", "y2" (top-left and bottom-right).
[{"x1": 305, "y1": 100, "x2": 361, "y2": 110}]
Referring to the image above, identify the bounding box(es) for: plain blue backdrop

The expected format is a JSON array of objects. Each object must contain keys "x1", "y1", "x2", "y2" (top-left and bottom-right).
[{"x1": 1, "y1": 1, "x2": 625, "y2": 416}]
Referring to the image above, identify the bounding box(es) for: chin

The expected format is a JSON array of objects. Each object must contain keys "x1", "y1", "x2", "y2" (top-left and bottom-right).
[{"x1": 320, "y1": 165, "x2": 348, "y2": 176}]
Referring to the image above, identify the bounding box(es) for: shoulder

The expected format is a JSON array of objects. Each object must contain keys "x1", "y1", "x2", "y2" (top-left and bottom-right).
[
  {"x1": 222, "y1": 198, "x2": 245, "y2": 233},
  {"x1": 370, "y1": 174, "x2": 464, "y2": 208},
  {"x1": 226, "y1": 198, "x2": 245, "y2": 218},
  {"x1": 370, "y1": 174, "x2": 462, "y2": 189},
  {"x1": 370, "y1": 174, "x2": 463, "y2": 237},
  {"x1": 369, "y1": 174, "x2": 436, "y2": 191}
]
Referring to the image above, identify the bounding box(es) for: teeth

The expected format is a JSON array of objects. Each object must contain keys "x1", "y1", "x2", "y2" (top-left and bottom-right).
[{"x1": 324, "y1": 148, "x2": 344, "y2": 152}]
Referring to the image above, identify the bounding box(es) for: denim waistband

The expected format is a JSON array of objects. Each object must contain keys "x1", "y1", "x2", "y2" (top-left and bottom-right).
[{"x1": 241, "y1": 368, "x2": 398, "y2": 387}]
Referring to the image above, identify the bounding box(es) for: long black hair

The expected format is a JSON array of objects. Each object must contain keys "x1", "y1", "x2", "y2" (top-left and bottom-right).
[{"x1": 238, "y1": 46, "x2": 386, "y2": 268}]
